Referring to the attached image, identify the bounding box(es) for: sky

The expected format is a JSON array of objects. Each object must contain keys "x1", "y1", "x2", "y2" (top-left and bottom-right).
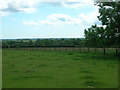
[{"x1": 0, "y1": 0, "x2": 101, "y2": 39}]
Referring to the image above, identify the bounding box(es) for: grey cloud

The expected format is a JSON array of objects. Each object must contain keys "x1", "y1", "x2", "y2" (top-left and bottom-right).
[
  {"x1": 57, "y1": 17, "x2": 70, "y2": 22},
  {"x1": 0, "y1": 1, "x2": 83, "y2": 14},
  {"x1": 0, "y1": 3, "x2": 34, "y2": 14},
  {"x1": 42, "y1": 2, "x2": 81, "y2": 7},
  {"x1": 0, "y1": 4, "x2": 20, "y2": 13},
  {"x1": 42, "y1": 2, "x2": 62, "y2": 6},
  {"x1": 58, "y1": 18, "x2": 66, "y2": 22},
  {"x1": 65, "y1": 2, "x2": 81, "y2": 5}
]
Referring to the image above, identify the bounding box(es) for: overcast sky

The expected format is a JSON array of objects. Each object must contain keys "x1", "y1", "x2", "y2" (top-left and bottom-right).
[{"x1": 0, "y1": 0, "x2": 101, "y2": 39}]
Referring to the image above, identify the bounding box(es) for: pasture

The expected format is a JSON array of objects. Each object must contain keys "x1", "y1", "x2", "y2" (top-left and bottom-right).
[{"x1": 2, "y1": 49, "x2": 118, "y2": 88}]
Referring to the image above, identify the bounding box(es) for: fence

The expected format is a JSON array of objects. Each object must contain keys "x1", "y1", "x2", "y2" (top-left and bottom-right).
[{"x1": 4, "y1": 47, "x2": 120, "y2": 56}]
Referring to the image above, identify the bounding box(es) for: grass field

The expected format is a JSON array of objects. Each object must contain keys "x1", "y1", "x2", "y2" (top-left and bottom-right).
[{"x1": 2, "y1": 49, "x2": 118, "y2": 88}]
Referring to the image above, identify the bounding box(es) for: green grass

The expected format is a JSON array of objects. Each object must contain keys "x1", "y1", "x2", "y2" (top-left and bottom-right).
[
  {"x1": 2, "y1": 49, "x2": 118, "y2": 88},
  {"x1": 0, "y1": 49, "x2": 2, "y2": 89}
]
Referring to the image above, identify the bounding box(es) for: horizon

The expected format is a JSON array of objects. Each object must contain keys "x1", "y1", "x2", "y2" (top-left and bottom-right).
[{"x1": 1, "y1": 37, "x2": 85, "y2": 40}]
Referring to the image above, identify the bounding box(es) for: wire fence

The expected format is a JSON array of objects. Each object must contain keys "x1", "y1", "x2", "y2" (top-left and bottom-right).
[{"x1": 3, "y1": 47, "x2": 120, "y2": 56}]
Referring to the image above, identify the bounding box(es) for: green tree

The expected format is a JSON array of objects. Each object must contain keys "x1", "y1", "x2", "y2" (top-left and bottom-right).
[
  {"x1": 98, "y1": 2, "x2": 120, "y2": 47},
  {"x1": 84, "y1": 1, "x2": 120, "y2": 47}
]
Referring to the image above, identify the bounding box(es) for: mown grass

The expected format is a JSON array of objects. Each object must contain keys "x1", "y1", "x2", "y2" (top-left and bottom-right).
[{"x1": 2, "y1": 49, "x2": 118, "y2": 88}]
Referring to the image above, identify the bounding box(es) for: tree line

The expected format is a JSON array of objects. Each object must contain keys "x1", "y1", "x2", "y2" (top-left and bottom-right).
[{"x1": 2, "y1": 38, "x2": 86, "y2": 48}]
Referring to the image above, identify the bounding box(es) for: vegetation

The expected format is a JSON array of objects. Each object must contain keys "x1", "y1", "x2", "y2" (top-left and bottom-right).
[
  {"x1": 2, "y1": 49, "x2": 118, "y2": 88},
  {"x1": 84, "y1": 1, "x2": 120, "y2": 48},
  {"x1": 2, "y1": 38, "x2": 85, "y2": 48}
]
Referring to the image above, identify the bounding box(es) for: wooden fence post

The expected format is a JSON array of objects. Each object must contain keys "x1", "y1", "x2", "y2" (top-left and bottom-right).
[
  {"x1": 116, "y1": 49, "x2": 118, "y2": 55},
  {"x1": 103, "y1": 48, "x2": 106, "y2": 55}
]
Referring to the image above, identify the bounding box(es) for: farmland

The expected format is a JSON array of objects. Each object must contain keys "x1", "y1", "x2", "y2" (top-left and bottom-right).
[{"x1": 2, "y1": 49, "x2": 118, "y2": 88}]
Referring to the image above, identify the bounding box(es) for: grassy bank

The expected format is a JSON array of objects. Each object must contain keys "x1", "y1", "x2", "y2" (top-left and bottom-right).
[{"x1": 2, "y1": 49, "x2": 118, "y2": 88}]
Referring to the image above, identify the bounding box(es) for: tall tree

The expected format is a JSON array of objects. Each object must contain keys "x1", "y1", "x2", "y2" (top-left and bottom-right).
[
  {"x1": 98, "y1": 1, "x2": 120, "y2": 47},
  {"x1": 84, "y1": 1, "x2": 120, "y2": 47}
]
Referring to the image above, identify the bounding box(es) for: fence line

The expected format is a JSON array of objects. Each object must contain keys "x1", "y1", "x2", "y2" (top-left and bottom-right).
[{"x1": 3, "y1": 47, "x2": 120, "y2": 55}]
